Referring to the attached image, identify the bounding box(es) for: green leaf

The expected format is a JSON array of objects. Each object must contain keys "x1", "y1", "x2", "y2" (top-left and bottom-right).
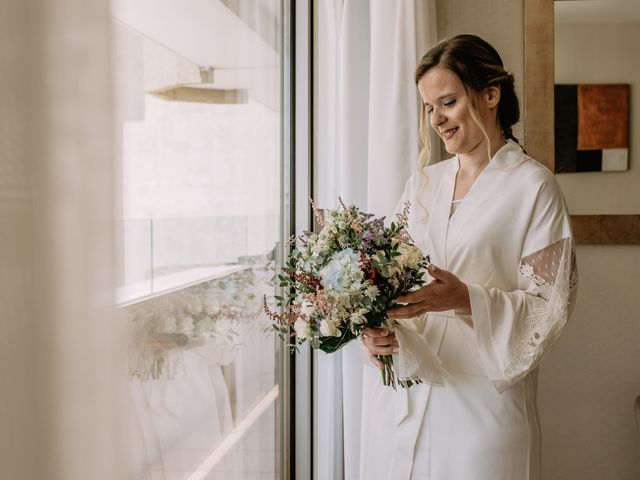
[{"x1": 318, "y1": 329, "x2": 357, "y2": 353}]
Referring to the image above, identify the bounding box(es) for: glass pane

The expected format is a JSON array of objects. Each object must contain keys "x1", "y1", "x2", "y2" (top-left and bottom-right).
[{"x1": 111, "y1": 1, "x2": 286, "y2": 478}]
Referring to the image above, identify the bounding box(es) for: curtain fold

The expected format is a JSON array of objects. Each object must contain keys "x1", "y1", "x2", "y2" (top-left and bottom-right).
[
  {"x1": 316, "y1": 4, "x2": 370, "y2": 478},
  {"x1": 0, "y1": 1, "x2": 122, "y2": 478},
  {"x1": 315, "y1": 1, "x2": 437, "y2": 478}
]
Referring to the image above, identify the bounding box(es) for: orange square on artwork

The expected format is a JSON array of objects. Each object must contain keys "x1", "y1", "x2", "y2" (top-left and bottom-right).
[{"x1": 577, "y1": 84, "x2": 629, "y2": 150}]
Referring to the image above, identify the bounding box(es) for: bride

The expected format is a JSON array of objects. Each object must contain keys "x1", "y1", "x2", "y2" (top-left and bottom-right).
[{"x1": 360, "y1": 34, "x2": 577, "y2": 480}]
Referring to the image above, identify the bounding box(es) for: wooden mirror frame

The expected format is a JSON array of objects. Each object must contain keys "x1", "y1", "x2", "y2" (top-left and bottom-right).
[{"x1": 524, "y1": 0, "x2": 640, "y2": 244}]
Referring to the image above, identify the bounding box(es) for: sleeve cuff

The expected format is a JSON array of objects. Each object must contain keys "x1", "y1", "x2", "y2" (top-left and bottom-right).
[{"x1": 467, "y1": 283, "x2": 509, "y2": 392}]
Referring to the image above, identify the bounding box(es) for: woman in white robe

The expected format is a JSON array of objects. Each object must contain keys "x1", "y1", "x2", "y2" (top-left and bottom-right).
[{"x1": 360, "y1": 34, "x2": 577, "y2": 480}]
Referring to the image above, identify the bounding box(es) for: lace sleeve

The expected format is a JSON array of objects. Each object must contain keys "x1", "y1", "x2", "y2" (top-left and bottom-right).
[
  {"x1": 504, "y1": 237, "x2": 578, "y2": 383},
  {"x1": 464, "y1": 169, "x2": 578, "y2": 391}
]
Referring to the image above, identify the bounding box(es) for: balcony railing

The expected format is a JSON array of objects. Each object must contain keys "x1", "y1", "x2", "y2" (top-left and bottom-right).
[{"x1": 116, "y1": 214, "x2": 277, "y2": 305}]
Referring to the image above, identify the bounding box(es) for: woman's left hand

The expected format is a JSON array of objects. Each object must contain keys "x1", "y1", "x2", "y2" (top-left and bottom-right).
[{"x1": 387, "y1": 264, "x2": 471, "y2": 319}]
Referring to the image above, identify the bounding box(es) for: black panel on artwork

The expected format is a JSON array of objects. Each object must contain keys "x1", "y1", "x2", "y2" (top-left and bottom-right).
[
  {"x1": 576, "y1": 150, "x2": 602, "y2": 171},
  {"x1": 554, "y1": 85, "x2": 578, "y2": 173}
]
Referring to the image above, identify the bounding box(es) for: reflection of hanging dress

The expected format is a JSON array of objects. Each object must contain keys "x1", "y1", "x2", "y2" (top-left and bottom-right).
[
  {"x1": 128, "y1": 345, "x2": 235, "y2": 479},
  {"x1": 359, "y1": 140, "x2": 578, "y2": 480}
]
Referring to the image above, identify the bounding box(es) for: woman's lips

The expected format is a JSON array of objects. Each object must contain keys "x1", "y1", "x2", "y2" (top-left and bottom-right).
[{"x1": 441, "y1": 127, "x2": 459, "y2": 140}]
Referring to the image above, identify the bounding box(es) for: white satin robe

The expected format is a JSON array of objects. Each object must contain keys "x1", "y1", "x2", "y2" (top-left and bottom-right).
[{"x1": 359, "y1": 140, "x2": 577, "y2": 480}]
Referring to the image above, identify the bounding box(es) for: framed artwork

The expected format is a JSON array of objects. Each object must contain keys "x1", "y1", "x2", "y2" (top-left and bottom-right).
[{"x1": 554, "y1": 84, "x2": 630, "y2": 173}]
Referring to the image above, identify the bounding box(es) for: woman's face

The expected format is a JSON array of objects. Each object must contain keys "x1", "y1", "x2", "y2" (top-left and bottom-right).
[{"x1": 417, "y1": 67, "x2": 495, "y2": 156}]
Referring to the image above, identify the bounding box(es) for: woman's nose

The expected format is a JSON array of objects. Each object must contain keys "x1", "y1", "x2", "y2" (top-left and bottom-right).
[{"x1": 430, "y1": 109, "x2": 445, "y2": 129}]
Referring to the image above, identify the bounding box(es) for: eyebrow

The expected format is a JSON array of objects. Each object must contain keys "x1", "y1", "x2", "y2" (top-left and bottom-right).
[{"x1": 424, "y1": 93, "x2": 457, "y2": 106}]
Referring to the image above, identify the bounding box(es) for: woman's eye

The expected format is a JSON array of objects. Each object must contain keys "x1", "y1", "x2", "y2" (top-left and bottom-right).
[
  {"x1": 443, "y1": 99, "x2": 456, "y2": 107},
  {"x1": 426, "y1": 106, "x2": 434, "y2": 114}
]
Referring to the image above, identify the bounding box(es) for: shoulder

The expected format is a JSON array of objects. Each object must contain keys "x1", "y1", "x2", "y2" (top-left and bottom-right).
[
  {"x1": 516, "y1": 155, "x2": 564, "y2": 200},
  {"x1": 517, "y1": 154, "x2": 572, "y2": 234},
  {"x1": 517, "y1": 155, "x2": 573, "y2": 252},
  {"x1": 427, "y1": 156, "x2": 456, "y2": 177},
  {"x1": 403, "y1": 157, "x2": 454, "y2": 192},
  {"x1": 493, "y1": 140, "x2": 563, "y2": 199},
  {"x1": 409, "y1": 156, "x2": 457, "y2": 184}
]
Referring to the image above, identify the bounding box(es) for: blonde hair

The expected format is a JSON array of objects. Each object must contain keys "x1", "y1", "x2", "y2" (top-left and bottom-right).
[{"x1": 417, "y1": 102, "x2": 431, "y2": 220}]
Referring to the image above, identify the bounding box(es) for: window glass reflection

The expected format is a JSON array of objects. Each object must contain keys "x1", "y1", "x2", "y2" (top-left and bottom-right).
[{"x1": 112, "y1": 1, "x2": 284, "y2": 478}]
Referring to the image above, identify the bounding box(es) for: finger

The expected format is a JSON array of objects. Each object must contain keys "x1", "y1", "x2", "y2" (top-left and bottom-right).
[
  {"x1": 428, "y1": 264, "x2": 451, "y2": 282},
  {"x1": 363, "y1": 326, "x2": 390, "y2": 337},
  {"x1": 362, "y1": 336, "x2": 398, "y2": 358},
  {"x1": 395, "y1": 284, "x2": 434, "y2": 304},
  {"x1": 366, "y1": 350, "x2": 384, "y2": 369},
  {"x1": 362, "y1": 343, "x2": 385, "y2": 368},
  {"x1": 369, "y1": 344, "x2": 399, "y2": 356},
  {"x1": 370, "y1": 334, "x2": 396, "y2": 346},
  {"x1": 394, "y1": 291, "x2": 423, "y2": 304},
  {"x1": 387, "y1": 303, "x2": 427, "y2": 318},
  {"x1": 363, "y1": 332, "x2": 396, "y2": 347}
]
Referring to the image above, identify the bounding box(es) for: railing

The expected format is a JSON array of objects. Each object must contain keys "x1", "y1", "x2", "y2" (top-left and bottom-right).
[{"x1": 115, "y1": 214, "x2": 277, "y2": 305}]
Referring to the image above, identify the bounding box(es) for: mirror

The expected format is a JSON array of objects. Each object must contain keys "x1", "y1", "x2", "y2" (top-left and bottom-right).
[{"x1": 524, "y1": 0, "x2": 640, "y2": 244}]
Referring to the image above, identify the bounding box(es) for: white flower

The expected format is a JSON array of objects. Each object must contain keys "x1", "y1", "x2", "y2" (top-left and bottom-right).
[
  {"x1": 364, "y1": 284, "x2": 379, "y2": 301},
  {"x1": 397, "y1": 243, "x2": 423, "y2": 270},
  {"x1": 349, "y1": 310, "x2": 367, "y2": 325},
  {"x1": 294, "y1": 318, "x2": 311, "y2": 339},
  {"x1": 320, "y1": 318, "x2": 341, "y2": 337}
]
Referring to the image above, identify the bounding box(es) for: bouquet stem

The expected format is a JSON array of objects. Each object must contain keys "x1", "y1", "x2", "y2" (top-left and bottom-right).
[
  {"x1": 379, "y1": 354, "x2": 395, "y2": 389},
  {"x1": 378, "y1": 354, "x2": 421, "y2": 390}
]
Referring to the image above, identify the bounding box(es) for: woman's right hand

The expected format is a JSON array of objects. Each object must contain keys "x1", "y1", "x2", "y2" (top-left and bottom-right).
[{"x1": 361, "y1": 327, "x2": 398, "y2": 369}]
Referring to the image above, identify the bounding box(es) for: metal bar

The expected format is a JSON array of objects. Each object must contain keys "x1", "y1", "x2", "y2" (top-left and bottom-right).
[{"x1": 293, "y1": 1, "x2": 314, "y2": 479}]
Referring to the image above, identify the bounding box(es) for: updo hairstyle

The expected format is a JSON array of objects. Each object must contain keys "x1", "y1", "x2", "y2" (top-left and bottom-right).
[{"x1": 415, "y1": 34, "x2": 524, "y2": 169}]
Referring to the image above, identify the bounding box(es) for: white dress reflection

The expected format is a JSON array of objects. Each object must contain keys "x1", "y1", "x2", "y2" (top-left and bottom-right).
[
  {"x1": 125, "y1": 258, "x2": 275, "y2": 479},
  {"x1": 128, "y1": 340, "x2": 237, "y2": 479}
]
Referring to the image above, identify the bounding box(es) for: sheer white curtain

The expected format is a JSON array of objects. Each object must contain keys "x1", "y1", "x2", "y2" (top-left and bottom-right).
[
  {"x1": 315, "y1": 1, "x2": 437, "y2": 478},
  {"x1": 0, "y1": 1, "x2": 122, "y2": 479}
]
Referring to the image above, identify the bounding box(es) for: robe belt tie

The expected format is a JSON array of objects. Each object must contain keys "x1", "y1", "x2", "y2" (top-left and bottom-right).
[{"x1": 389, "y1": 313, "x2": 452, "y2": 425}]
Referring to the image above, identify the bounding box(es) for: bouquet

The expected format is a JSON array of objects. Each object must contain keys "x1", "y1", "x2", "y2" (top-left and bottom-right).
[{"x1": 265, "y1": 199, "x2": 431, "y2": 389}]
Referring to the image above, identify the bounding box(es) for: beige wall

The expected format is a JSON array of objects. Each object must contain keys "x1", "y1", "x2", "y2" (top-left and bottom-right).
[
  {"x1": 539, "y1": 245, "x2": 640, "y2": 479},
  {"x1": 435, "y1": 0, "x2": 525, "y2": 141},
  {"x1": 555, "y1": 22, "x2": 640, "y2": 214},
  {"x1": 436, "y1": 3, "x2": 640, "y2": 479}
]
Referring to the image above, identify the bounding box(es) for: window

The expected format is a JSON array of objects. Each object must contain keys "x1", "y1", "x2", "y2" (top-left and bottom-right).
[{"x1": 112, "y1": 1, "x2": 289, "y2": 478}]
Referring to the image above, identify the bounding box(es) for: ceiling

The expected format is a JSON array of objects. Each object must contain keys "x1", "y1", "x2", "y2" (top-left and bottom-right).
[
  {"x1": 110, "y1": 0, "x2": 279, "y2": 69},
  {"x1": 111, "y1": 0, "x2": 280, "y2": 109}
]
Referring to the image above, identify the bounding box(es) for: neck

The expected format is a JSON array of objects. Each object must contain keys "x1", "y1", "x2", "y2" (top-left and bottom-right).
[{"x1": 458, "y1": 129, "x2": 506, "y2": 176}]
